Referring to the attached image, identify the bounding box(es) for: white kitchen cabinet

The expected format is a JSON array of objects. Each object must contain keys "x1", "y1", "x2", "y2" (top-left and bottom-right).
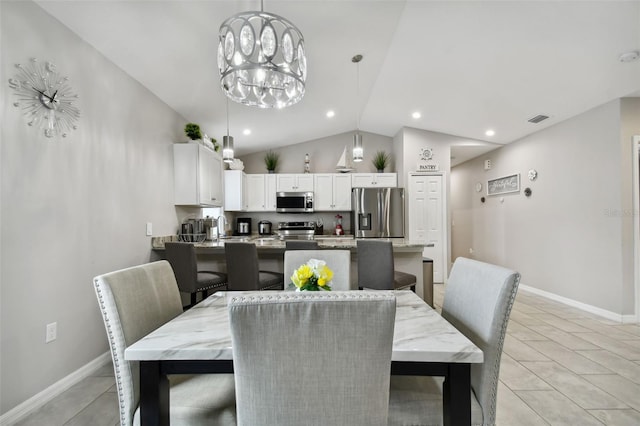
[
  {"x1": 407, "y1": 173, "x2": 446, "y2": 283},
  {"x1": 246, "y1": 174, "x2": 277, "y2": 211},
  {"x1": 276, "y1": 174, "x2": 314, "y2": 192},
  {"x1": 314, "y1": 174, "x2": 352, "y2": 211},
  {"x1": 224, "y1": 170, "x2": 248, "y2": 211},
  {"x1": 351, "y1": 173, "x2": 397, "y2": 188},
  {"x1": 173, "y1": 143, "x2": 223, "y2": 207}
]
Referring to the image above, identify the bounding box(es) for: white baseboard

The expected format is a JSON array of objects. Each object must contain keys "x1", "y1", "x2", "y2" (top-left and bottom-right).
[
  {"x1": 519, "y1": 284, "x2": 638, "y2": 324},
  {"x1": 0, "y1": 352, "x2": 111, "y2": 426}
]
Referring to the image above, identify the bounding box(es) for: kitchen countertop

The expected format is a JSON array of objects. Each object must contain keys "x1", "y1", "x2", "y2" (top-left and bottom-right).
[{"x1": 152, "y1": 235, "x2": 426, "y2": 252}]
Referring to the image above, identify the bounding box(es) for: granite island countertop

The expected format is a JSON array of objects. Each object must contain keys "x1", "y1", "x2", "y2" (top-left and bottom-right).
[{"x1": 152, "y1": 235, "x2": 426, "y2": 252}]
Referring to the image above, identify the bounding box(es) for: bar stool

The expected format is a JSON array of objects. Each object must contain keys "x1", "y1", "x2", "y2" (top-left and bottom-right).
[
  {"x1": 164, "y1": 242, "x2": 227, "y2": 309},
  {"x1": 224, "y1": 242, "x2": 284, "y2": 291},
  {"x1": 356, "y1": 240, "x2": 416, "y2": 291}
]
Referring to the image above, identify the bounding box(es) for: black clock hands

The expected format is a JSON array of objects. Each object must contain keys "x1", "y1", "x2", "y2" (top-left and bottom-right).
[{"x1": 32, "y1": 87, "x2": 57, "y2": 102}]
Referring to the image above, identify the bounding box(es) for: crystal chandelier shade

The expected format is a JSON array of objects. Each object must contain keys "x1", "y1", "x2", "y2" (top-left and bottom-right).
[{"x1": 218, "y1": 11, "x2": 306, "y2": 109}]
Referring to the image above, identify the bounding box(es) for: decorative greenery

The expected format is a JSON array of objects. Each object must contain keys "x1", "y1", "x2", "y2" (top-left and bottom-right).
[
  {"x1": 372, "y1": 150, "x2": 390, "y2": 171},
  {"x1": 264, "y1": 150, "x2": 279, "y2": 172},
  {"x1": 290, "y1": 259, "x2": 333, "y2": 291},
  {"x1": 184, "y1": 123, "x2": 202, "y2": 140}
]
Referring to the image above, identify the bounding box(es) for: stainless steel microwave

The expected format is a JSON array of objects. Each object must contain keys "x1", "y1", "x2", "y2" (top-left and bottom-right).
[{"x1": 276, "y1": 192, "x2": 314, "y2": 213}]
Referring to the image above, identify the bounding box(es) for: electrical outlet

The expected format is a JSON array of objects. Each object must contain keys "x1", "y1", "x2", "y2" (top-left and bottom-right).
[
  {"x1": 46, "y1": 322, "x2": 57, "y2": 343},
  {"x1": 469, "y1": 248, "x2": 474, "y2": 254},
  {"x1": 146, "y1": 222, "x2": 153, "y2": 236}
]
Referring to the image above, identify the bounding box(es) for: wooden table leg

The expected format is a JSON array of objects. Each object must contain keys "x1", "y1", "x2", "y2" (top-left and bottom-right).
[
  {"x1": 443, "y1": 363, "x2": 471, "y2": 426},
  {"x1": 140, "y1": 361, "x2": 169, "y2": 426}
]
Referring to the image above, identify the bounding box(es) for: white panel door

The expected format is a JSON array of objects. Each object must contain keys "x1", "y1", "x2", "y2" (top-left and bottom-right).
[{"x1": 409, "y1": 174, "x2": 445, "y2": 283}]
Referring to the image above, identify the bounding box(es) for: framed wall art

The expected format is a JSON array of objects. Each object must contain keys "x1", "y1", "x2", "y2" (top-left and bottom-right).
[{"x1": 487, "y1": 174, "x2": 520, "y2": 196}]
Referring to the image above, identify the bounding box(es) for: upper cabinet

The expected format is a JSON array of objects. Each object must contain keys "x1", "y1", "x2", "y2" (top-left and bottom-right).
[
  {"x1": 314, "y1": 174, "x2": 352, "y2": 211},
  {"x1": 224, "y1": 170, "x2": 248, "y2": 211},
  {"x1": 246, "y1": 174, "x2": 277, "y2": 211},
  {"x1": 173, "y1": 143, "x2": 223, "y2": 207},
  {"x1": 351, "y1": 173, "x2": 397, "y2": 188},
  {"x1": 276, "y1": 174, "x2": 314, "y2": 192}
]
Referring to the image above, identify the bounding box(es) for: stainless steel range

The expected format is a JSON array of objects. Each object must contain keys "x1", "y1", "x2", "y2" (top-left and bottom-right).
[{"x1": 277, "y1": 221, "x2": 316, "y2": 239}]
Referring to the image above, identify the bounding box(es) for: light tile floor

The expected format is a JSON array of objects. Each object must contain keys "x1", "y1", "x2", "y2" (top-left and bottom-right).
[{"x1": 13, "y1": 284, "x2": 640, "y2": 425}]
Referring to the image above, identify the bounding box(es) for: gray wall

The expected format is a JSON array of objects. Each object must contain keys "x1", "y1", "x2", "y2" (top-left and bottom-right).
[
  {"x1": 1, "y1": 1, "x2": 185, "y2": 413},
  {"x1": 451, "y1": 99, "x2": 640, "y2": 315},
  {"x1": 239, "y1": 131, "x2": 394, "y2": 174}
]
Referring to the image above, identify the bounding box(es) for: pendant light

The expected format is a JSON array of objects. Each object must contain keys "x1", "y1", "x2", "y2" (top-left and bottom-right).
[
  {"x1": 223, "y1": 96, "x2": 234, "y2": 163},
  {"x1": 218, "y1": 0, "x2": 307, "y2": 109},
  {"x1": 352, "y1": 54, "x2": 364, "y2": 162}
]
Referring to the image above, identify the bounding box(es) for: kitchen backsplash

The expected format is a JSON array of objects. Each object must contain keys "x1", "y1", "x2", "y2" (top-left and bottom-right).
[{"x1": 226, "y1": 211, "x2": 352, "y2": 235}]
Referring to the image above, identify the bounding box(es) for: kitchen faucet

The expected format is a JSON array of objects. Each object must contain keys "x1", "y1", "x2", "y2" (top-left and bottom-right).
[{"x1": 216, "y1": 215, "x2": 227, "y2": 240}]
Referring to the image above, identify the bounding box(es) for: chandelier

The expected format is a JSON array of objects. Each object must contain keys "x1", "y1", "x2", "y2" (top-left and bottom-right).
[{"x1": 218, "y1": 4, "x2": 307, "y2": 109}]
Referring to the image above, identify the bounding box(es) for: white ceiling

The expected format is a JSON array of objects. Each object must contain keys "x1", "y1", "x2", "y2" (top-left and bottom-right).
[{"x1": 36, "y1": 0, "x2": 640, "y2": 162}]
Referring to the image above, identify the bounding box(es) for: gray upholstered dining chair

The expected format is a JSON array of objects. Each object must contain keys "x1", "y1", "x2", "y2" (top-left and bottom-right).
[
  {"x1": 228, "y1": 291, "x2": 396, "y2": 426},
  {"x1": 285, "y1": 239, "x2": 319, "y2": 250},
  {"x1": 165, "y1": 242, "x2": 227, "y2": 309},
  {"x1": 283, "y1": 249, "x2": 352, "y2": 290},
  {"x1": 387, "y1": 257, "x2": 520, "y2": 426},
  {"x1": 224, "y1": 242, "x2": 283, "y2": 290},
  {"x1": 93, "y1": 260, "x2": 236, "y2": 426},
  {"x1": 357, "y1": 239, "x2": 416, "y2": 291}
]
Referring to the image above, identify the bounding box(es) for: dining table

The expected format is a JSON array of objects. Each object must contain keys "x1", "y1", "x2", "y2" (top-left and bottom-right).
[{"x1": 125, "y1": 290, "x2": 483, "y2": 425}]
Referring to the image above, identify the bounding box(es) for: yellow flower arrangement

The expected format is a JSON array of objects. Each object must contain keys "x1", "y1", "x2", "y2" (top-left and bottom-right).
[{"x1": 290, "y1": 259, "x2": 334, "y2": 291}]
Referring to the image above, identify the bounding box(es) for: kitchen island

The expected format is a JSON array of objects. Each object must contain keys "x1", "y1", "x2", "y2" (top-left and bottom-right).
[{"x1": 151, "y1": 235, "x2": 431, "y2": 303}]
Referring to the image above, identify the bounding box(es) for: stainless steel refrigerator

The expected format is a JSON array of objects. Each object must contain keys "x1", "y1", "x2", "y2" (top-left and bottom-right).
[{"x1": 351, "y1": 187, "x2": 405, "y2": 238}]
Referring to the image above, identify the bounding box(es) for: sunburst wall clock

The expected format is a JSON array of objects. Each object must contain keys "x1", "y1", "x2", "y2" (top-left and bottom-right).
[{"x1": 8, "y1": 58, "x2": 80, "y2": 138}]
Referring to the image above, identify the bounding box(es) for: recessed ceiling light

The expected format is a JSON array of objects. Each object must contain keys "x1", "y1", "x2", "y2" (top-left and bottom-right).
[
  {"x1": 619, "y1": 50, "x2": 640, "y2": 63},
  {"x1": 412, "y1": 111, "x2": 421, "y2": 119},
  {"x1": 326, "y1": 110, "x2": 335, "y2": 118},
  {"x1": 243, "y1": 129, "x2": 251, "y2": 135},
  {"x1": 485, "y1": 129, "x2": 495, "y2": 137}
]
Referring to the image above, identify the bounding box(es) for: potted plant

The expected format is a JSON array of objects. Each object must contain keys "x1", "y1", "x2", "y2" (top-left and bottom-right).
[
  {"x1": 264, "y1": 150, "x2": 279, "y2": 173},
  {"x1": 372, "y1": 150, "x2": 390, "y2": 172},
  {"x1": 184, "y1": 123, "x2": 202, "y2": 141}
]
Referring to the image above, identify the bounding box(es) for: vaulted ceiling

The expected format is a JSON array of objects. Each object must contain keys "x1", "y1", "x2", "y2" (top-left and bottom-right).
[{"x1": 37, "y1": 1, "x2": 640, "y2": 163}]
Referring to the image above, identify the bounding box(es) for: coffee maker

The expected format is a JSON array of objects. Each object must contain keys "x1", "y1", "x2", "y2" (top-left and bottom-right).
[{"x1": 236, "y1": 218, "x2": 251, "y2": 235}]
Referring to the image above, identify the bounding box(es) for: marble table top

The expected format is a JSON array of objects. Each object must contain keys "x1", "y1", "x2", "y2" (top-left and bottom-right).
[{"x1": 125, "y1": 290, "x2": 483, "y2": 364}]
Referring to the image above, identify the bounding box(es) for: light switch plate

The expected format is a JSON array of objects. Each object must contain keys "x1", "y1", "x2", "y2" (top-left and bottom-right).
[
  {"x1": 146, "y1": 222, "x2": 153, "y2": 236},
  {"x1": 46, "y1": 322, "x2": 57, "y2": 343}
]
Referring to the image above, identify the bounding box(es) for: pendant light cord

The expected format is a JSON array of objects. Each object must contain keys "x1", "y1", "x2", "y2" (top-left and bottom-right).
[
  {"x1": 356, "y1": 59, "x2": 360, "y2": 131},
  {"x1": 226, "y1": 96, "x2": 230, "y2": 137},
  {"x1": 352, "y1": 54, "x2": 363, "y2": 132}
]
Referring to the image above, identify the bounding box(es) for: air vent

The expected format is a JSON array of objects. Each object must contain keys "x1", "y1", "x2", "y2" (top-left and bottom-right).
[{"x1": 528, "y1": 114, "x2": 549, "y2": 124}]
